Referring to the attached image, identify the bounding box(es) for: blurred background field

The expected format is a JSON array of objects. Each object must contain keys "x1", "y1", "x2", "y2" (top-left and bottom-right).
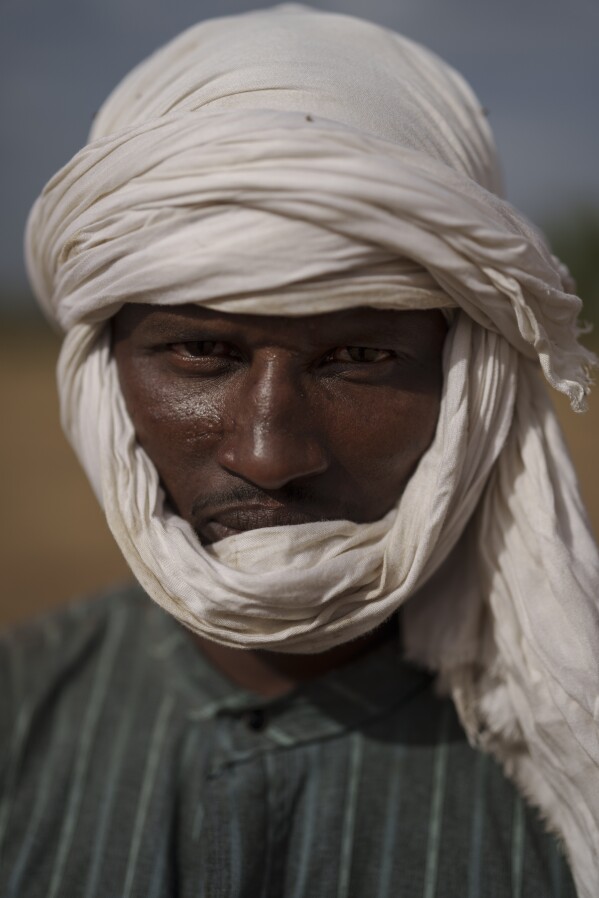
[
  {"x1": 0, "y1": 319, "x2": 131, "y2": 625},
  {"x1": 1, "y1": 205, "x2": 598, "y2": 626}
]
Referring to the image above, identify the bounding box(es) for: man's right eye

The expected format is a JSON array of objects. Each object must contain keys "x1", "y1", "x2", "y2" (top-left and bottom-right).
[{"x1": 169, "y1": 341, "x2": 241, "y2": 360}]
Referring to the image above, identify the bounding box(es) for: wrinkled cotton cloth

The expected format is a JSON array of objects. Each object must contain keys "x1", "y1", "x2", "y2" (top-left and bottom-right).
[{"x1": 24, "y1": 6, "x2": 599, "y2": 896}]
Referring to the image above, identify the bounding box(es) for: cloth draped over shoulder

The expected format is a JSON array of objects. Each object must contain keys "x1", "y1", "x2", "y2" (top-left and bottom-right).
[{"x1": 24, "y1": 6, "x2": 599, "y2": 896}]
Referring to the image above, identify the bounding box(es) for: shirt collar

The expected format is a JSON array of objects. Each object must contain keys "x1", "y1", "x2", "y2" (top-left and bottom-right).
[{"x1": 146, "y1": 597, "x2": 434, "y2": 750}]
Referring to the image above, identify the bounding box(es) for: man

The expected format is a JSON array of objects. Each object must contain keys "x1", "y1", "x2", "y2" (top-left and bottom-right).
[{"x1": 2, "y1": 5, "x2": 598, "y2": 896}]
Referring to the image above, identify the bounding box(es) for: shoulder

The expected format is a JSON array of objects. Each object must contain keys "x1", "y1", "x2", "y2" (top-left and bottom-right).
[
  {"x1": 369, "y1": 677, "x2": 579, "y2": 895},
  {"x1": 0, "y1": 584, "x2": 217, "y2": 895},
  {"x1": 0, "y1": 583, "x2": 171, "y2": 752}
]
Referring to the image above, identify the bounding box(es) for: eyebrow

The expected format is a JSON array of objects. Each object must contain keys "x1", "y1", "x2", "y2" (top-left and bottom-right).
[{"x1": 126, "y1": 307, "x2": 443, "y2": 353}]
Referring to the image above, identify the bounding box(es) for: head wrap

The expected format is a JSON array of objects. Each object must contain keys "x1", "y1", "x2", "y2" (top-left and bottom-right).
[{"x1": 24, "y1": 5, "x2": 599, "y2": 894}]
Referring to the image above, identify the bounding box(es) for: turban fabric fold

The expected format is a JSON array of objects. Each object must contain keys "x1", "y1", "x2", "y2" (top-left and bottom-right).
[{"x1": 25, "y1": 7, "x2": 599, "y2": 895}]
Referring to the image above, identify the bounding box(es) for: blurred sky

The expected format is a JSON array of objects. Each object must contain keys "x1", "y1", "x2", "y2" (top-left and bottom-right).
[{"x1": 1, "y1": 0, "x2": 598, "y2": 311}]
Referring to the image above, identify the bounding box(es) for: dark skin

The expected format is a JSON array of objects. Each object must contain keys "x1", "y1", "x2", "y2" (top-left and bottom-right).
[{"x1": 112, "y1": 303, "x2": 446, "y2": 697}]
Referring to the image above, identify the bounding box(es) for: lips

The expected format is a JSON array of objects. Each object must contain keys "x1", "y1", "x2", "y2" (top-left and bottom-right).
[
  {"x1": 196, "y1": 505, "x2": 321, "y2": 545},
  {"x1": 198, "y1": 504, "x2": 320, "y2": 545}
]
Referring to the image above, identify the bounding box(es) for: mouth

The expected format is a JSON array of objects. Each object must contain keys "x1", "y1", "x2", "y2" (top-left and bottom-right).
[{"x1": 197, "y1": 504, "x2": 322, "y2": 545}]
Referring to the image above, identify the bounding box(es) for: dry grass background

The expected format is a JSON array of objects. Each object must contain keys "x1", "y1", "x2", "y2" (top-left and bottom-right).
[{"x1": 1, "y1": 321, "x2": 597, "y2": 628}]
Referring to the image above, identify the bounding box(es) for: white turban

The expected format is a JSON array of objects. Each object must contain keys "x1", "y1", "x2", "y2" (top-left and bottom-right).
[{"x1": 24, "y1": 5, "x2": 599, "y2": 895}]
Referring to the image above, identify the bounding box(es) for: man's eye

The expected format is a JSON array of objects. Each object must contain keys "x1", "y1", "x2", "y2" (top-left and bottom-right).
[
  {"x1": 169, "y1": 341, "x2": 239, "y2": 359},
  {"x1": 330, "y1": 347, "x2": 394, "y2": 363}
]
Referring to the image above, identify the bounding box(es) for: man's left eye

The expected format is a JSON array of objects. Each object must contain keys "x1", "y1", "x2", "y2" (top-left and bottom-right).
[{"x1": 329, "y1": 347, "x2": 394, "y2": 363}]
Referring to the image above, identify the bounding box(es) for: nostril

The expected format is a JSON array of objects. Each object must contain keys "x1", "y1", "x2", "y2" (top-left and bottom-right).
[
  {"x1": 218, "y1": 426, "x2": 329, "y2": 491},
  {"x1": 217, "y1": 364, "x2": 329, "y2": 488}
]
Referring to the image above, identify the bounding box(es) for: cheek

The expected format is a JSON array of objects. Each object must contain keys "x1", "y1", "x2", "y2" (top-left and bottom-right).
[
  {"x1": 139, "y1": 395, "x2": 224, "y2": 447},
  {"x1": 323, "y1": 385, "x2": 441, "y2": 489},
  {"x1": 116, "y1": 363, "x2": 228, "y2": 505}
]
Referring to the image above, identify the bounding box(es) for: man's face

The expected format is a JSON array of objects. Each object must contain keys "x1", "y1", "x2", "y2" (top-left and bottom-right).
[{"x1": 112, "y1": 304, "x2": 446, "y2": 545}]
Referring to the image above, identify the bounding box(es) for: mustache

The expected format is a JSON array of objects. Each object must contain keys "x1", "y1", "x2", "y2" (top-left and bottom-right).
[
  {"x1": 192, "y1": 482, "x2": 318, "y2": 516},
  {"x1": 190, "y1": 481, "x2": 358, "y2": 529}
]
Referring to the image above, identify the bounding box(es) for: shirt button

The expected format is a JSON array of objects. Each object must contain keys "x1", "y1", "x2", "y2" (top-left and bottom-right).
[{"x1": 242, "y1": 708, "x2": 266, "y2": 732}]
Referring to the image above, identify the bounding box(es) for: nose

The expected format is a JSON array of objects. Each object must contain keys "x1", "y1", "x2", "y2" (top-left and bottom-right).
[{"x1": 217, "y1": 356, "x2": 329, "y2": 490}]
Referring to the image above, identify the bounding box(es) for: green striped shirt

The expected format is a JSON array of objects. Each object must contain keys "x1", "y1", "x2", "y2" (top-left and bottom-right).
[{"x1": 0, "y1": 583, "x2": 577, "y2": 897}]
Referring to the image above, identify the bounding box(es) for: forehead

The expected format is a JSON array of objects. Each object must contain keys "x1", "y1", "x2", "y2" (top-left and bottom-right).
[{"x1": 112, "y1": 303, "x2": 447, "y2": 348}]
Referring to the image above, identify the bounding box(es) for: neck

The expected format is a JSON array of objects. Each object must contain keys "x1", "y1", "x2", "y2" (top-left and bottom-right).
[{"x1": 190, "y1": 614, "x2": 399, "y2": 698}]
